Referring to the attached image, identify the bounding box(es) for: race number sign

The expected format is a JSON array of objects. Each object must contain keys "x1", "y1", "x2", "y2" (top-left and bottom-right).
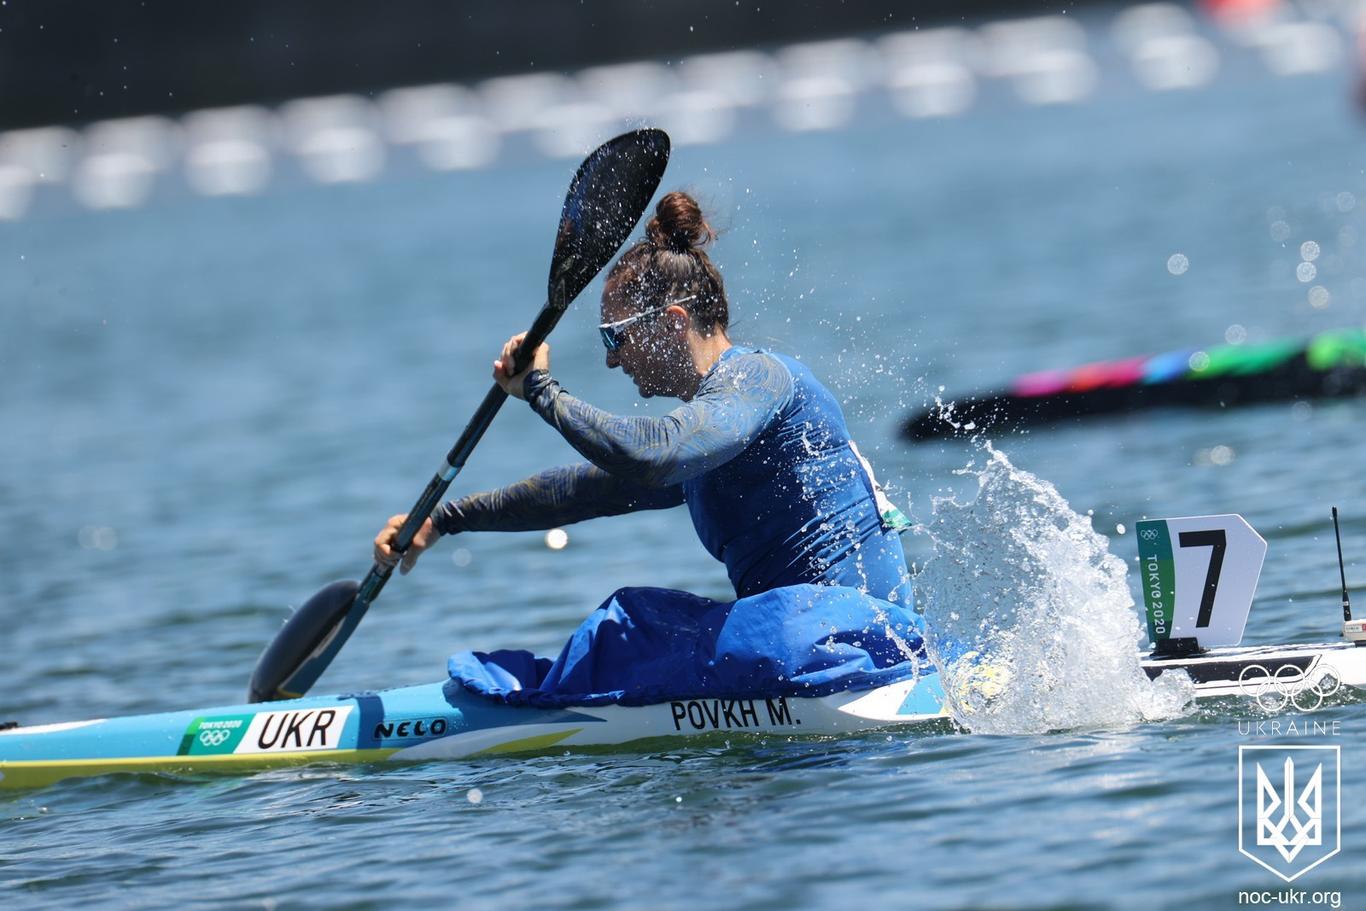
[{"x1": 1135, "y1": 514, "x2": 1267, "y2": 649}]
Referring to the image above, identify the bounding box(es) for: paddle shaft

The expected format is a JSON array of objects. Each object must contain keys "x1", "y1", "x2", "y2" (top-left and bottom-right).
[
  {"x1": 360, "y1": 285, "x2": 569, "y2": 608},
  {"x1": 255, "y1": 287, "x2": 576, "y2": 700}
]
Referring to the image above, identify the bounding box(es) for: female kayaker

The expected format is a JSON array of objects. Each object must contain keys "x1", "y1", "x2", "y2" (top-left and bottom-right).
[{"x1": 375, "y1": 191, "x2": 922, "y2": 702}]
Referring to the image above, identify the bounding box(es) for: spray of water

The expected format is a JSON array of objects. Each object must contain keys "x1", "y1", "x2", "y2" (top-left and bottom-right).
[{"x1": 915, "y1": 444, "x2": 1193, "y2": 734}]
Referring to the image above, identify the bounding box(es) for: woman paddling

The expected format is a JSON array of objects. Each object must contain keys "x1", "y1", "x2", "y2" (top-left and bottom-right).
[{"x1": 375, "y1": 191, "x2": 924, "y2": 705}]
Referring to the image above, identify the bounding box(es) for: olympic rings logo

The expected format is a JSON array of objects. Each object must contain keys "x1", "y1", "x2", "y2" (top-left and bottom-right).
[
  {"x1": 198, "y1": 728, "x2": 233, "y2": 747},
  {"x1": 1140, "y1": 528, "x2": 1159, "y2": 542},
  {"x1": 1237, "y1": 662, "x2": 1342, "y2": 713}
]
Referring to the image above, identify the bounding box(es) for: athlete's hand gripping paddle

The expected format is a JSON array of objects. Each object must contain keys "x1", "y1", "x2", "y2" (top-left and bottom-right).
[{"x1": 247, "y1": 129, "x2": 671, "y2": 702}]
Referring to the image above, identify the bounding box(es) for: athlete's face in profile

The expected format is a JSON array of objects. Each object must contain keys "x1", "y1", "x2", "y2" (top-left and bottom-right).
[{"x1": 600, "y1": 290, "x2": 692, "y2": 399}]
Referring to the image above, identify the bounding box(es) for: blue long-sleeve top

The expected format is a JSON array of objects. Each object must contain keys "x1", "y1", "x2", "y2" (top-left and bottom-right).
[{"x1": 431, "y1": 346, "x2": 910, "y2": 603}]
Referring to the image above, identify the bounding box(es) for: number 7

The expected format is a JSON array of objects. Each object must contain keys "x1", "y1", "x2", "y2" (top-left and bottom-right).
[{"x1": 1178, "y1": 529, "x2": 1227, "y2": 628}]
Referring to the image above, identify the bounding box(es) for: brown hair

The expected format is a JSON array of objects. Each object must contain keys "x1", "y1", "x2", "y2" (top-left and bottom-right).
[{"x1": 604, "y1": 190, "x2": 729, "y2": 333}]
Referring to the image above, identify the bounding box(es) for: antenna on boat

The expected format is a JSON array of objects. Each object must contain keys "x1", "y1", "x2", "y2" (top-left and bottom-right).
[
  {"x1": 1335, "y1": 507, "x2": 1351, "y2": 621},
  {"x1": 1336, "y1": 507, "x2": 1366, "y2": 645}
]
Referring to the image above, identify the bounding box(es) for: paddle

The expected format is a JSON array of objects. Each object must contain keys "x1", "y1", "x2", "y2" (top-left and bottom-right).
[{"x1": 247, "y1": 128, "x2": 671, "y2": 703}]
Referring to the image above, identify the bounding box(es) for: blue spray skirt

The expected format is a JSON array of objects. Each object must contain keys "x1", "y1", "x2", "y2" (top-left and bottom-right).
[{"x1": 447, "y1": 584, "x2": 926, "y2": 708}]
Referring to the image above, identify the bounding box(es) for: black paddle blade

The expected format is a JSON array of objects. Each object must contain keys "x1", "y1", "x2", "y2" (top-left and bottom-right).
[
  {"x1": 548, "y1": 128, "x2": 670, "y2": 310},
  {"x1": 248, "y1": 580, "x2": 360, "y2": 703}
]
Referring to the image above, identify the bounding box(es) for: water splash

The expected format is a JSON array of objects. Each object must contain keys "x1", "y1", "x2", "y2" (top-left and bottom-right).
[{"x1": 915, "y1": 445, "x2": 1193, "y2": 734}]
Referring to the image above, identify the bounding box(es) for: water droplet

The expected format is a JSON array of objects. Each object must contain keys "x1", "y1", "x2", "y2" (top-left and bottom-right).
[
  {"x1": 467, "y1": 788, "x2": 483, "y2": 804},
  {"x1": 545, "y1": 528, "x2": 569, "y2": 550},
  {"x1": 1269, "y1": 220, "x2": 1291, "y2": 242},
  {"x1": 1209, "y1": 445, "x2": 1235, "y2": 466},
  {"x1": 1300, "y1": 240, "x2": 1320, "y2": 262},
  {"x1": 451, "y1": 548, "x2": 472, "y2": 568},
  {"x1": 1337, "y1": 191, "x2": 1356, "y2": 213},
  {"x1": 1297, "y1": 262, "x2": 1317, "y2": 283},
  {"x1": 1166, "y1": 253, "x2": 1189, "y2": 276},
  {"x1": 1115, "y1": 523, "x2": 1126, "y2": 535},
  {"x1": 1308, "y1": 285, "x2": 1330, "y2": 309},
  {"x1": 1224, "y1": 324, "x2": 1247, "y2": 345}
]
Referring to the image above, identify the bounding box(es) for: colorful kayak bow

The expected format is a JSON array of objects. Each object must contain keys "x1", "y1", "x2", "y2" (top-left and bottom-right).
[{"x1": 903, "y1": 327, "x2": 1366, "y2": 441}]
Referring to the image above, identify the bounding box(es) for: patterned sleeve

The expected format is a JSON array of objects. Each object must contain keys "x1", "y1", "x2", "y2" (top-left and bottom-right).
[
  {"x1": 522, "y1": 350, "x2": 793, "y2": 488},
  {"x1": 430, "y1": 462, "x2": 684, "y2": 535}
]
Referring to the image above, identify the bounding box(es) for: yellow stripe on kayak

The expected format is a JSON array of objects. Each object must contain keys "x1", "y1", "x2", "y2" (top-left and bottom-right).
[
  {"x1": 472, "y1": 728, "x2": 582, "y2": 756},
  {"x1": 0, "y1": 748, "x2": 400, "y2": 791}
]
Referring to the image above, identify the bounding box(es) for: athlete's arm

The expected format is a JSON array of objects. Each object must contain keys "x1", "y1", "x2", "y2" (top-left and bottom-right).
[
  {"x1": 522, "y1": 351, "x2": 793, "y2": 488},
  {"x1": 430, "y1": 462, "x2": 684, "y2": 534},
  {"x1": 374, "y1": 464, "x2": 680, "y2": 573}
]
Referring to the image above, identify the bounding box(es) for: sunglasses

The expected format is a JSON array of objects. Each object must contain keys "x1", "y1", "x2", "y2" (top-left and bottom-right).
[{"x1": 598, "y1": 294, "x2": 697, "y2": 351}]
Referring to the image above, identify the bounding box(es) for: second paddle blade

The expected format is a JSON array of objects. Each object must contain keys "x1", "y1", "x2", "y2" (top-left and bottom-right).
[{"x1": 549, "y1": 128, "x2": 671, "y2": 309}]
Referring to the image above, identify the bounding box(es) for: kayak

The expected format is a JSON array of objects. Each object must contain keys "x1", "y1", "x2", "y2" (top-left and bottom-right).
[
  {"x1": 4, "y1": 640, "x2": 1362, "y2": 791},
  {"x1": 902, "y1": 326, "x2": 1366, "y2": 441},
  {"x1": 0, "y1": 675, "x2": 949, "y2": 792}
]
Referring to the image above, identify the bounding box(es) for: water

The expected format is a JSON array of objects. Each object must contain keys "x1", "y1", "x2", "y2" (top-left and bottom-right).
[
  {"x1": 919, "y1": 447, "x2": 1196, "y2": 735},
  {"x1": 4, "y1": 38, "x2": 1366, "y2": 911}
]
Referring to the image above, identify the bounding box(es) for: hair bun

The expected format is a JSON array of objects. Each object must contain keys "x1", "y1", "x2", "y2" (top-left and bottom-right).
[{"x1": 645, "y1": 190, "x2": 715, "y2": 253}]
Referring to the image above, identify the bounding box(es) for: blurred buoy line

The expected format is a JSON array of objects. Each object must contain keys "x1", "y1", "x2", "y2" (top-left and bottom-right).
[{"x1": 0, "y1": 3, "x2": 1352, "y2": 222}]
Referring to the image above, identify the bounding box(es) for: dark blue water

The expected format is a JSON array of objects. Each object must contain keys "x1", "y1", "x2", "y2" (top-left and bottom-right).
[{"x1": 3, "y1": 31, "x2": 1365, "y2": 911}]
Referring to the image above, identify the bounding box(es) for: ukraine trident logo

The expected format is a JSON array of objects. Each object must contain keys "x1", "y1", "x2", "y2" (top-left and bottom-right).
[
  {"x1": 1239, "y1": 745, "x2": 1341, "y2": 882},
  {"x1": 1257, "y1": 756, "x2": 1321, "y2": 862}
]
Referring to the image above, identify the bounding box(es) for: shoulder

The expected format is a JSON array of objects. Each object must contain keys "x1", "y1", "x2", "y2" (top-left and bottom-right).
[{"x1": 701, "y1": 348, "x2": 795, "y2": 405}]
